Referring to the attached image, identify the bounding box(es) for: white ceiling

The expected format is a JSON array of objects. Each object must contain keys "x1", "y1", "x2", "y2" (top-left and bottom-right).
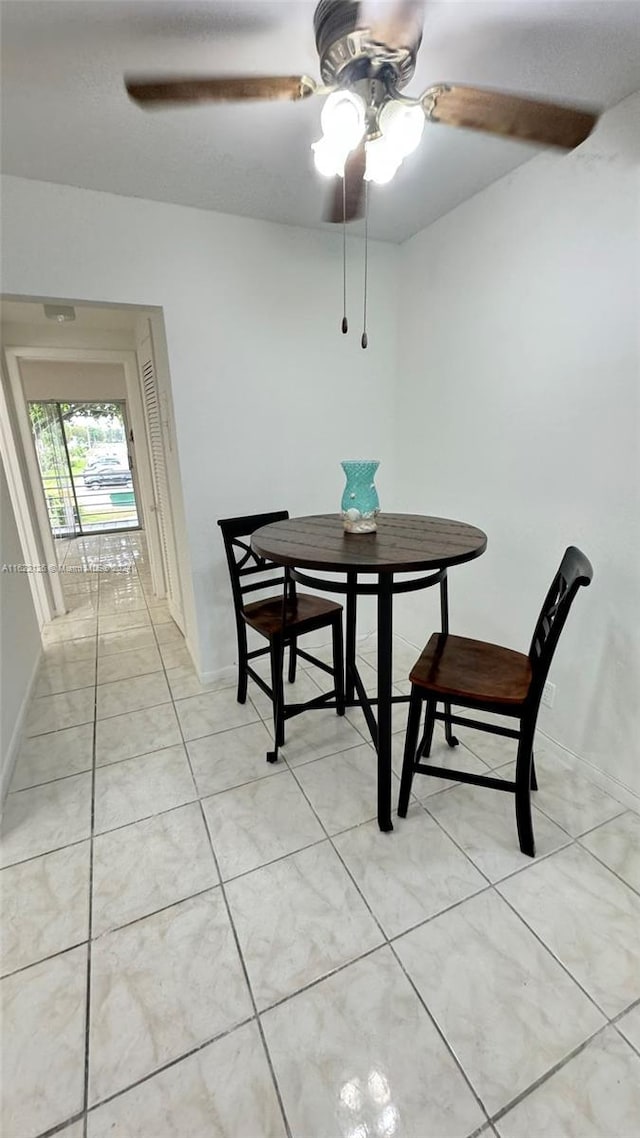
[{"x1": 2, "y1": 1, "x2": 639, "y2": 243}]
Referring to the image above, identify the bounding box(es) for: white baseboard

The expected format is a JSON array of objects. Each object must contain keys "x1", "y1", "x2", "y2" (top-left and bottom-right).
[
  {"x1": 1, "y1": 648, "x2": 43, "y2": 807},
  {"x1": 538, "y1": 729, "x2": 640, "y2": 813},
  {"x1": 197, "y1": 632, "x2": 378, "y2": 689},
  {"x1": 197, "y1": 664, "x2": 238, "y2": 688},
  {"x1": 182, "y1": 635, "x2": 198, "y2": 672}
]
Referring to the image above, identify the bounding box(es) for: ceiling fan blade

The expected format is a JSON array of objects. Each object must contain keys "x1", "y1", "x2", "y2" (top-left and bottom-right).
[
  {"x1": 425, "y1": 85, "x2": 598, "y2": 150},
  {"x1": 325, "y1": 143, "x2": 367, "y2": 223},
  {"x1": 125, "y1": 75, "x2": 315, "y2": 108}
]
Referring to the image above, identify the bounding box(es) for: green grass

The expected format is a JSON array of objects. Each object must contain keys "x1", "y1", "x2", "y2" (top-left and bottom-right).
[{"x1": 80, "y1": 510, "x2": 138, "y2": 526}]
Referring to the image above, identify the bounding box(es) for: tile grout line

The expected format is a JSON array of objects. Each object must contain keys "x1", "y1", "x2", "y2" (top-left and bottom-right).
[
  {"x1": 83, "y1": 1016, "x2": 256, "y2": 1119},
  {"x1": 50, "y1": 533, "x2": 100, "y2": 1138},
  {"x1": 89, "y1": 880, "x2": 218, "y2": 942},
  {"x1": 81, "y1": 535, "x2": 103, "y2": 1138},
  {"x1": 248, "y1": 662, "x2": 429, "y2": 1132},
  {"x1": 406, "y1": 785, "x2": 623, "y2": 1020},
  {"x1": 420, "y1": 787, "x2": 621, "y2": 1036},
  {"x1": 610, "y1": 993, "x2": 640, "y2": 1022},
  {"x1": 279, "y1": 733, "x2": 494, "y2": 1132},
  {"x1": 574, "y1": 835, "x2": 640, "y2": 902},
  {"x1": 420, "y1": 780, "x2": 580, "y2": 889},
  {"x1": 1, "y1": 938, "x2": 92, "y2": 984},
  {"x1": 487, "y1": 1019, "x2": 614, "y2": 1129},
  {"x1": 494, "y1": 884, "x2": 614, "y2": 1021},
  {"x1": 32, "y1": 1111, "x2": 85, "y2": 1138},
  {"x1": 147, "y1": 594, "x2": 295, "y2": 1138},
  {"x1": 611, "y1": 995, "x2": 640, "y2": 1059},
  {"x1": 515, "y1": 777, "x2": 631, "y2": 835},
  {"x1": 79, "y1": 533, "x2": 148, "y2": 1135},
  {"x1": 198, "y1": 801, "x2": 295, "y2": 1138},
  {"x1": 256, "y1": 943, "x2": 386, "y2": 1017},
  {"x1": 577, "y1": 808, "x2": 639, "y2": 841}
]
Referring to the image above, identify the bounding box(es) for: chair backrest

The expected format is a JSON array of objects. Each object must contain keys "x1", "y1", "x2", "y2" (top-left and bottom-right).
[
  {"x1": 527, "y1": 545, "x2": 593, "y2": 702},
  {"x1": 218, "y1": 511, "x2": 290, "y2": 620}
]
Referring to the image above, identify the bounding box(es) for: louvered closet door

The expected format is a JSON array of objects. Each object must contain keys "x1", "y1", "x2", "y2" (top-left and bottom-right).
[{"x1": 139, "y1": 333, "x2": 183, "y2": 624}]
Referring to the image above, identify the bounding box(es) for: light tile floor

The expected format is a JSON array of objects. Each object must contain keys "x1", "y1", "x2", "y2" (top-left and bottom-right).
[{"x1": 2, "y1": 532, "x2": 640, "y2": 1138}]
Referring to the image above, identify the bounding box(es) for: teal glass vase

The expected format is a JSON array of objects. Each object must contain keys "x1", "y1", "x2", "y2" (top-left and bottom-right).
[{"x1": 341, "y1": 460, "x2": 380, "y2": 533}]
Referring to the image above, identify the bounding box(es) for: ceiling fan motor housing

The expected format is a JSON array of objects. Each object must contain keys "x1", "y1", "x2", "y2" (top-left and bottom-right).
[{"x1": 314, "y1": 0, "x2": 420, "y2": 90}]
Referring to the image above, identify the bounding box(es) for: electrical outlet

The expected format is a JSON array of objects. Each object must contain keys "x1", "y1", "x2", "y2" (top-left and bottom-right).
[{"x1": 542, "y1": 681, "x2": 556, "y2": 709}]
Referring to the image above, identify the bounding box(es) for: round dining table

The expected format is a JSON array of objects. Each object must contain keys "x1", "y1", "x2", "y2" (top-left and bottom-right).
[{"x1": 252, "y1": 513, "x2": 487, "y2": 831}]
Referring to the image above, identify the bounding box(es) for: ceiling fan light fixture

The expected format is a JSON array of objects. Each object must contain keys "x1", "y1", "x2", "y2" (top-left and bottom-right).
[
  {"x1": 312, "y1": 135, "x2": 348, "y2": 177},
  {"x1": 312, "y1": 90, "x2": 366, "y2": 177},
  {"x1": 364, "y1": 135, "x2": 401, "y2": 184},
  {"x1": 320, "y1": 90, "x2": 366, "y2": 151},
  {"x1": 378, "y1": 99, "x2": 425, "y2": 157},
  {"x1": 361, "y1": 99, "x2": 425, "y2": 184}
]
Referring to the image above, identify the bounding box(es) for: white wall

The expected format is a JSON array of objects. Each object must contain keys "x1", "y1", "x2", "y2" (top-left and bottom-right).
[
  {"x1": 0, "y1": 178, "x2": 399, "y2": 674},
  {"x1": 0, "y1": 455, "x2": 41, "y2": 799},
  {"x1": 1, "y1": 321, "x2": 136, "y2": 352},
  {"x1": 19, "y1": 359, "x2": 127, "y2": 401},
  {"x1": 395, "y1": 92, "x2": 640, "y2": 795}
]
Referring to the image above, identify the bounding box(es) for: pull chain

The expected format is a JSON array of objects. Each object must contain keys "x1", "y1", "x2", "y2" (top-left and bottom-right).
[
  {"x1": 361, "y1": 178, "x2": 369, "y2": 349},
  {"x1": 341, "y1": 176, "x2": 348, "y2": 334}
]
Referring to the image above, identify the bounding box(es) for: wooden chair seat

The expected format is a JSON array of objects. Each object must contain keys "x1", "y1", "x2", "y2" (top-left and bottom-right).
[
  {"x1": 244, "y1": 593, "x2": 343, "y2": 638},
  {"x1": 410, "y1": 633, "x2": 532, "y2": 707}
]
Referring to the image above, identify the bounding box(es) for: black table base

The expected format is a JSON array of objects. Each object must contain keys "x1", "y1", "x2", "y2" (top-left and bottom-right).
[{"x1": 292, "y1": 566, "x2": 451, "y2": 831}]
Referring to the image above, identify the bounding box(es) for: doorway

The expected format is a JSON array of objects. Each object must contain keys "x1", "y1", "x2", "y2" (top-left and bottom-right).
[
  {"x1": 2, "y1": 307, "x2": 195, "y2": 653},
  {"x1": 27, "y1": 399, "x2": 140, "y2": 537}
]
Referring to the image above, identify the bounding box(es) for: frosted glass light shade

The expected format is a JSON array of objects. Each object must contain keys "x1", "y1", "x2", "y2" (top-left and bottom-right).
[
  {"x1": 312, "y1": 137, "x2": 346, "y2": 178},
  {"x1": 320, "y1": 90, "x2": 366, "y2": 151},
  {"x1": 364, "y1": 137, "x2": 401, "y2": 184},
  {"x1": 379, "y1": 100, "x2": 425, "y2": 157}
]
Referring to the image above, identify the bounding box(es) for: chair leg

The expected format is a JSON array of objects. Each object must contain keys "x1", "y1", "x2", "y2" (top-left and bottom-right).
[
  {"x1": 332, "y1": 615, "x2": 346, "y2": 716},
  {"x1": 515, "y1": 722, "x2": 536, "y2": 857},
  {"x1": 288, "y1": 639, "x2": 298, "y2": 683},
  {"x1": 531, "y1": 753, "x2": 538, "y2": 791},
  {"x1": 269, "y1": 637, "x2": 285, "y2": 750},
  {"x1": 443, "y1": 700, "x2": 459, "y2": 748},
  {"x1": 398, "y1": 687, "x2": 423, "y2": 818},
  {"x1": 417, "y1": 698, "x2": 436, "y2": 760},
  {"x1": 236, "y1": 625, "x2": 248, "y2": 705}
]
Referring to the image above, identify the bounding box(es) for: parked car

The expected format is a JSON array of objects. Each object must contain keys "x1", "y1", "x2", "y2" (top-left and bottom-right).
[
  {"x1": 84, "y1": 455, "x2": 121, "y2": 474},
  {"x1": 83, "y1": 462, "x2": 132, "y2": 488}
]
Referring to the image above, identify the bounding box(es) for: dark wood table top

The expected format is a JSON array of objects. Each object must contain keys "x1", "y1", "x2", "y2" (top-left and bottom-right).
[{"x1": 252, "y1": 513, "x2": 487, "y2": 575}]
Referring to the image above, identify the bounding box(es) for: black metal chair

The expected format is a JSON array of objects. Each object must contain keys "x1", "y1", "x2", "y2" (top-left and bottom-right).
[
  {"x1": 398, "y1": 546, "x2": 593, "y2": 856},
  {"x1": 218, "y1": 511, "x2": 345, "y2": 761}
]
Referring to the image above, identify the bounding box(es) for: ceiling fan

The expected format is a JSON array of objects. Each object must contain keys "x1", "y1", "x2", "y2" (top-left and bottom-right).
[{"x1": 125, "y1": 0, "x2": 599, "y2": 225}]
